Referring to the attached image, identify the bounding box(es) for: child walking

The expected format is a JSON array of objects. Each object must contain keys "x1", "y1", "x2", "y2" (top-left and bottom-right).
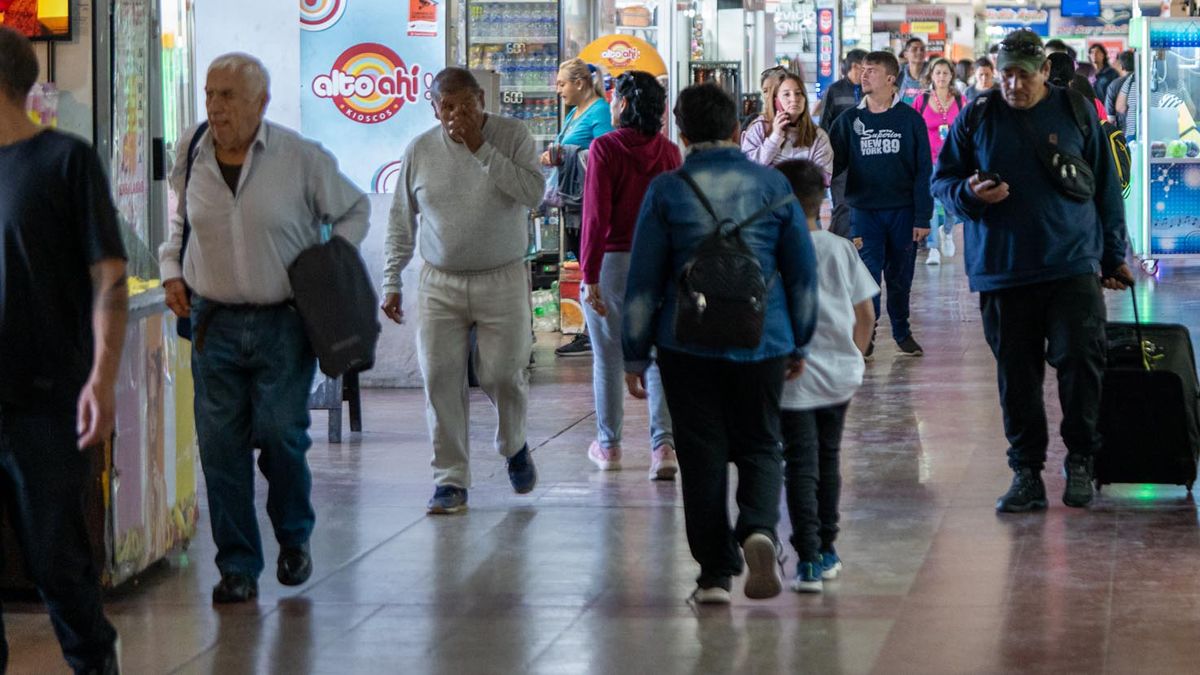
[{"x1": 775, "y1": 160, "x2": 879, "y2": 592}]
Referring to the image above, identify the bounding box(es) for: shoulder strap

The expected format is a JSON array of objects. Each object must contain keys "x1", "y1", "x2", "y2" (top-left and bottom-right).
[
  {"x1": 676, "y1": 171, "x2": 720, "y2": 224},
  {"x1": 180, "y1": 121, "x2": 210, "y2": 263},
  {"x1": 967, "y1": 88, "x2": 998, "y2": 137},
  {"x1": 916, "y1": 93, "x2": 929, "y2": 114},
  {"x1": 955, "y1": 93, "x2": 965, "y2": 110},
  {"x1": 677, "y1": 170, "x2": 798, "y2": 235},
  {"x1": 1064, "y1": 88, "x2": 1094, "y2": 140}
]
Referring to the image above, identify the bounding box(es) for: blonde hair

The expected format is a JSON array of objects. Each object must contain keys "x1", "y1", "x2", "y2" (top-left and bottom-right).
[
  {"x1": 559, "y1": 57, "x2": 605, "y2": 99},
  {"x1": 763, "y1": 73, "x2": 817, "y2": 149}
]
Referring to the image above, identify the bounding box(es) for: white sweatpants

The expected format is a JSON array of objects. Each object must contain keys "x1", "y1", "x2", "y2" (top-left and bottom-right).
[{"x1": 416, "y1": 260, "x2": 532, "y2": 488}]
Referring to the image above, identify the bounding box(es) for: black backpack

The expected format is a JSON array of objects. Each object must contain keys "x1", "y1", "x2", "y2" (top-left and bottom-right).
[
  {"x1": 967, "y1": 88, "x2": 1131, "y2": 194},
  {"x1": 287, "y1": 236, "x2": 381, "y2": 378},
  {"x1": 673, "y1": 171, "x2": 797, "y2": 350}
]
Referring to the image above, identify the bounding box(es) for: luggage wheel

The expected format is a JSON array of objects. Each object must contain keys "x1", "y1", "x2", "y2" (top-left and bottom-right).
[{"x1": 1141, "y1": 258, "x2": 1158, "y2": 275}]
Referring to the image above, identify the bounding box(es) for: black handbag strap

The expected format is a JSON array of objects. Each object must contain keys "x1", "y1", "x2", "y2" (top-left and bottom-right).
[
  {"x1": 179, "y1": 120, "x2": 210, "y2": 266},
  {"x1": 676, "y1": 170, "x2": 798, "y2": 235}
]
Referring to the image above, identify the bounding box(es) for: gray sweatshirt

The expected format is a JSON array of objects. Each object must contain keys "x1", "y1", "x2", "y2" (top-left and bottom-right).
[{"x1": 383, "y1": 114, "x2": 543, "y2": 293}]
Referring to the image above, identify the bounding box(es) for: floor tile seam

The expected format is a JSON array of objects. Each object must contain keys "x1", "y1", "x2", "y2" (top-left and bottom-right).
[
  {"x1": 530, "y1": 411, "x2": 598, "y2": 452},
  {"x1": 864, "y1": 492, "x2": 959, "y2": 674},
  {"x1": 165, "y1": 604, "x2": 285, "y2": 675},
  {"x1": 520, "y1": 586, "x2": 608, "y2": 669},
  {"x1": 295, "y1": 513, "x2": 434, "y2": 597}
]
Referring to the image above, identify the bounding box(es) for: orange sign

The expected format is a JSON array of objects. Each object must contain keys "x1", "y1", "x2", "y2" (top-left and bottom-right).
[{"x1": 578, "y1": 34, "x2": 667, "y2": 77}]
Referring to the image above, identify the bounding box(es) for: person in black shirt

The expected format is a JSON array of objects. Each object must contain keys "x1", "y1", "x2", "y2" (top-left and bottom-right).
[
  {"x1": 817, "y1": 49, "x2": 867, "y2": 239},
  {"x1": 0, "y1": 27, "x2": 126, "y2": 674}
]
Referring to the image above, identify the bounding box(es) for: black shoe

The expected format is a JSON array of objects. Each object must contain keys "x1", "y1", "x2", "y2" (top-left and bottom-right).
[
  {"x1": 996, "y1": 468, "x2": 1048, "y2": 513},
  {"x1": 555, "y1": 334, "x2": 591, "y2": 357},
  {"x1": 277, "y1": 543, "x2": 313, "y2": 586},
  {"x1": 212, "y1": 574, "x2": 258, "y2": 603},
  {"x1": 896, "y1": 335, "x2": 924, "y2": 356},
  {"x1": 507, "y1": 445, "x2": 538, "y2": 494},
  {"x1": 1063, "y1": 455, "x2": 1095, "y2": 508}
]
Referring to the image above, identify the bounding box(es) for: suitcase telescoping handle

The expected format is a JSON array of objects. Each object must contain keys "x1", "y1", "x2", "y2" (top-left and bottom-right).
[{"x1": 1126, "y1": 283, "x2": 1149, "y2": 371}]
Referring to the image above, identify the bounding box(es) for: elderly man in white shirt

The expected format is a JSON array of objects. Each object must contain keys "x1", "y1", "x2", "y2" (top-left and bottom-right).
[{"x1": 159, "y1": 53, "x2": 369, "y2": 604}]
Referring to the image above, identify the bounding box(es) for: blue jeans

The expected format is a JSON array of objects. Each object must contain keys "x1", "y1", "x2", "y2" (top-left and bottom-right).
[
  {"x1": 0, "y1": 409, "x2": 117, "y2": 672},
  {"x1": 852, "y1": 207, "x2": 917, "y2": 343},
  {"x1": 926, "y1": 201, "x2": 955, "y2": 248},
  {"x1": 583, "y1": 252, "x2": 673, "y2": 450},
  {"x1": 192, "y1": 298, "x2": 317, "y2": 578}
]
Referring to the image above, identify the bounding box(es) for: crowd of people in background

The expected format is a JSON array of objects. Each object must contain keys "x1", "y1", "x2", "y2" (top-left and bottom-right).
[{"x1": 0, "y1": 20, "x2": 1145, "y2": 671}]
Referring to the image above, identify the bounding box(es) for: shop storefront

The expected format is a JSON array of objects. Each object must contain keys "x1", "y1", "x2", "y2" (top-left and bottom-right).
[
  {"x1": 2, "y1": 0, "x2": 200, "y2": 588},
  {"x1": 1127, "y1": 14, "x2": 1200, "y2": 271}
]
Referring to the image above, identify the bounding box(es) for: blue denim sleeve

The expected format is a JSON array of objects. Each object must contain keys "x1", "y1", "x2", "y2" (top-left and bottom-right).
[
  {"x1": 622, "y1": 179, "x2": 671, "y2": 374},
  {"x1": 931, "y1": 108, "x2": 986, "y2": 223},
  {"x1": 776, "y1": 198, "x2": 819, "y2": 359}
]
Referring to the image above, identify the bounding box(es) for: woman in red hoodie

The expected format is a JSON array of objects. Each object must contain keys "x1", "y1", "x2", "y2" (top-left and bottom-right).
[{"x1": 581, "y1": 71, "x2": 683, "y2": 479}]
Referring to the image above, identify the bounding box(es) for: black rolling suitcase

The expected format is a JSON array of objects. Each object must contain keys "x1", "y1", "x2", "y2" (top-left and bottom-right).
[{"x1": 1095, "y1": 287, "x2": 1200, "y2": 492}]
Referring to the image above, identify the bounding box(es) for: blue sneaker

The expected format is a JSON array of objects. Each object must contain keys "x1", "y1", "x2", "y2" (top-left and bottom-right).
[
  {"x1": 507, "y1": 445, "x2": 537, "y2": 494},
  {"x1": 427, "y1": 486, "x2": 468, "y2": 514},
  {"x1": 791, "y1": 560, "x2": 823, "y2": 593},
  {"x1": 819, "y1": 549, "x2": 843, "y2": 580}
]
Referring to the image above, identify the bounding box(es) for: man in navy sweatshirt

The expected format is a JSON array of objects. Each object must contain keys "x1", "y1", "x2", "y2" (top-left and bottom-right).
[
  {"x1": 829, "y1": 50, "x2": 932, "y2": 358},
  {"x1": 931, "y1": 30, "x2": 1132, "y2": 513}
]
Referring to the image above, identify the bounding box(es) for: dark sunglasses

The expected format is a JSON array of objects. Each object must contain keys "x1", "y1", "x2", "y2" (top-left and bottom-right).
[
  {"x1": 760, "y1": 65, "x2": 787, "y2": 80},
  {"x1": 999, "y1": 41, "x2": 1044, "y2": 58}
]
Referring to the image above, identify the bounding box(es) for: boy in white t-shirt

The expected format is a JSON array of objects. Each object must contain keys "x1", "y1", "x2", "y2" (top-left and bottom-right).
[{"x1": 775, "y1": 160, "x2": 879, "y2": 593}]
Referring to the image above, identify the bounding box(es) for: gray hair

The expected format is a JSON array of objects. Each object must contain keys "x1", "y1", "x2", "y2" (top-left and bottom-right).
[{"x1": 207, "y1": 53, "x2": 270, "y2": 100}]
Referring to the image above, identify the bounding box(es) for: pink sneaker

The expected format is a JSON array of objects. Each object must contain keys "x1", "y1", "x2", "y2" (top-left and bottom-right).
[
  {"x1": 649, "y1": 445, "x2": 679, "y2": 481},
  {"x1": 588, "y1": 441, "x2": 622, "y2": 471}
]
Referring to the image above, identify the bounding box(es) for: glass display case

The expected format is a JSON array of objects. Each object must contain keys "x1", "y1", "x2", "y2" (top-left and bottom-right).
[
  {"x1": 467, "y1": 1, "x2": 561, "y2": 147},
  {"x1": 1131, "y1": 17, "x2": 1200, "y2": 269}
]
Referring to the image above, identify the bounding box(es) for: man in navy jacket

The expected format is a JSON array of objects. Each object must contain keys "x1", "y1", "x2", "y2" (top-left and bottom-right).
[
  {"x1": 931, "y1": 30, "x2": 1132, "y2": 513},
  {"x1": 829, "y1": 50, "x2": 932, "y2": 358}
]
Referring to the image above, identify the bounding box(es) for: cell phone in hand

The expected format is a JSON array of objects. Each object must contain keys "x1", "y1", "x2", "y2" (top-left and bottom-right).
[{"x1": 976, "y1": 170, "x2": 1003, "y2": 185}]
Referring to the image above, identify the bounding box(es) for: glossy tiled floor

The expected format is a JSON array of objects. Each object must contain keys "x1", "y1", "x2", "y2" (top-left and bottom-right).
[{"x1": 7, "y1": 251, "x2": 1200, "y2": 674}]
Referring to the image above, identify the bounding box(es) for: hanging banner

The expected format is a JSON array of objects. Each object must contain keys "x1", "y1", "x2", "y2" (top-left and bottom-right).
[
  {"x1": 816, "y1": 7, "x2": 835, "y2": 99},
  {"x1": 984, "y1": 6, "x2": 1051, "y2": 37},
  {"x1": 300, "y1": 0, "x2": 445, "y2": 193},
  {"x1": 1051, "y1": 5, "x2": 1161, "y2": 36},
  {"x1": 578, "y1": 34, "x2": 667, "y2": 77}
]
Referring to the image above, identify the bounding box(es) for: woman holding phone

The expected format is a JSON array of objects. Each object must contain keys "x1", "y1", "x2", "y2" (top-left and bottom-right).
[{"x1": 741, "y1": 73, "x2": 833, "y2": 181}]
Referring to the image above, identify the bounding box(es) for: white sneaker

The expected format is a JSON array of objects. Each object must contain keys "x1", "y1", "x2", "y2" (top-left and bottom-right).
[
  {"x1": 587, "y1": 441, "x2": 621, "y2": 471},
  {"x1": 741, "y1": 533, "x2": 784, "y2": 600},
  {"x1": 691, "y1": 586, "x2": 732, "y2": 604},
  {"x1": 649, "y1": 444, "x2": 679, "y2": 481},
  {"x1": 926, "y1": 248, "x2": 942, "y2": 266},
  {"x1": 942, "y1": 231, "x2": 957, "y2": 257}
]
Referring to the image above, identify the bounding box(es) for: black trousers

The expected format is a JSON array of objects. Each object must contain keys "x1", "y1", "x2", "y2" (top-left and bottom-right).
[
  {"x1": 979, "y1": 274, "x2": 1107, "y2": 471},
  {"x1": 781, "y1": 403, "x2": 849, "y2": 562},
  {"x1": 656, "y1": 349, "x2": 787, "y2": 591},
  {"x1": 0, "y1": 409, "x2": 117, "y2": 673}
]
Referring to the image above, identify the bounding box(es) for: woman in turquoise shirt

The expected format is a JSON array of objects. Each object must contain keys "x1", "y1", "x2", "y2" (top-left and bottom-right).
[{"x1": 546, "y1": 58, "x2": 613, "y2": 356}]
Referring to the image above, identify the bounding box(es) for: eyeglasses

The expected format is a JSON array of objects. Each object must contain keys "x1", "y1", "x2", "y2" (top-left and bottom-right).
[{"x1": 999, "y1": 40, "x2": 1044, "y2": 58}]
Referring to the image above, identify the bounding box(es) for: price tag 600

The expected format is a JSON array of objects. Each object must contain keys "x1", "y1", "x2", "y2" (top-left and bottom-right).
[
  {"x1": 502, "y1": 91, "x2": 526, "y2": 104},
  {"x1": 505, "y1": 42, "x2": 527, "y2": 54}
]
